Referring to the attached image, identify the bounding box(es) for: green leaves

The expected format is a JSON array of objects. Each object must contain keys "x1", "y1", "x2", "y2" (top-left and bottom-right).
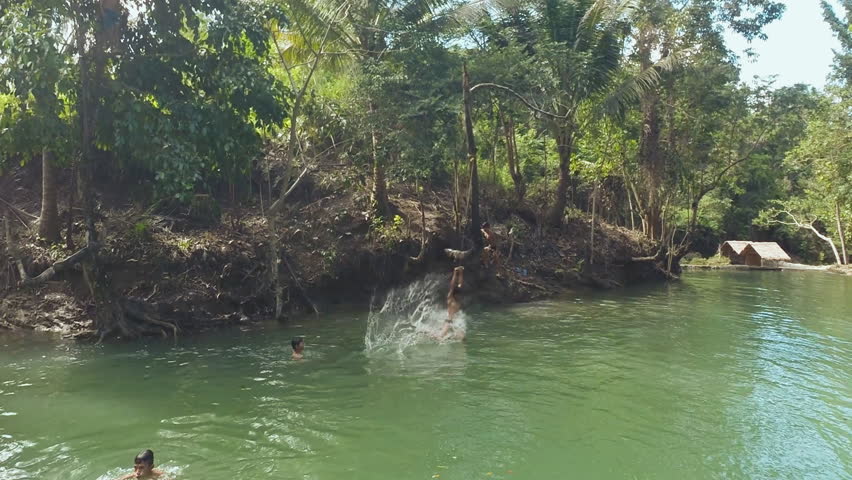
[
  {"x1": 0, "y1": 1, "x2": 75, "y2": 163},
  {"x1": 785, "y1": 87, "x2": 852, "y2": 208}
]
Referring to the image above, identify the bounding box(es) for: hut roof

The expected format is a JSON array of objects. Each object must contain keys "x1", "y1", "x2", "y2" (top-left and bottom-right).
[
  {"x1": 742, "y1": 242, "x2": 792, "y2": 261},
  {"x1": 721, "y1": 241, "x2": 751, "y2": 255}
]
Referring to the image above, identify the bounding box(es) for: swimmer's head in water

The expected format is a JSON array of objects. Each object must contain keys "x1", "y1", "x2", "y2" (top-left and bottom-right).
[
  {"x1": 133, "y1": 449, "x2": 154, "y2": 477},
  {"x1": 291, "y1": 337, "x2": 305, "y2": 352}
]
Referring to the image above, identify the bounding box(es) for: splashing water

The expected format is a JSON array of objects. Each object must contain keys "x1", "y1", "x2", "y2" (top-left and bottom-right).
[
  {"x1": 365, "y1": 274, "x2": 467, "y2": 353},
  {"x1": 97, "y1": 464, "x2": 183, "y2": 480}
]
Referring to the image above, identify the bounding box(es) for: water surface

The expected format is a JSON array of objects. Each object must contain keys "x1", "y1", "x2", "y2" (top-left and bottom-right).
[{"x1": 1, "y1": 271, "x2": 850, "y2": 479}]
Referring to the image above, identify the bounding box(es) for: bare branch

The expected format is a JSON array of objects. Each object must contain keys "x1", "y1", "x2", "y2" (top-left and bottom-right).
[
  {"x1": 470, "y1": 83, "x2": 569, "y2": 120},
  {"x1": 770, "y1": 209, "x2": 842, "y2": 265},
  {"x1": 268, "y1": 166, "x2": 311, "y2": 216}
]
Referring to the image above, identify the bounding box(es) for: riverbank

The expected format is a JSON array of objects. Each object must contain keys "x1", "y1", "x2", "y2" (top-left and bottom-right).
[
  {"x1": 684, "y1": 262, "x2": 842, "y2": 273},
  {"x1": 827, "y1": 264, "x2": 852, "y2": 275},
  {"x1": 1, "y1": 165, "x2": 666, "y2": 339}
]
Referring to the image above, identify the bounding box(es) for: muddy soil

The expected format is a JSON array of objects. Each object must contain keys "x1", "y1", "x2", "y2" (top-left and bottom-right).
[{"x1": 1, "y1": 165, "x2": 667, "y2": 340}]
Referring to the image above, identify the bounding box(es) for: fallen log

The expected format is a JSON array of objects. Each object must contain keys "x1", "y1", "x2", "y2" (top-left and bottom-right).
[
  {"x1": 516, "y1": 278, "x2": 549, "y2": 292},
  {"x1": 281, "y1": 252, "x2": 319, "y2": 315},
  {"x1": 20, "y1": 243, "x2": 100, "y2": 286}
]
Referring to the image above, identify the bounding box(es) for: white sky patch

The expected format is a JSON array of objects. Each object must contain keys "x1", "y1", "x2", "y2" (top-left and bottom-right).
[{"x1": 724, "y1": 0, "x2": 842, "y2": 88}]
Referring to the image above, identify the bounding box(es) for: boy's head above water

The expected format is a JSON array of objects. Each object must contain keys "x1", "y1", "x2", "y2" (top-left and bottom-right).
[
  {"x1": 291, "y1": 337, "x2": 304, "y2": 352},
  {"x1": 133, "y1": 450, "x2": 154, "y2": 477}
]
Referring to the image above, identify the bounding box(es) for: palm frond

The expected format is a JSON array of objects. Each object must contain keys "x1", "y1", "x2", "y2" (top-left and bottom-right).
[
  {"x1": 440, "y1": 0, "x2": 525, "y2": 26},
  {"x1": 575, "y1": 0, "x2": 635, "y2": 49},
  {"x1": 598, "y1": 47, "x2": 692, "y2": 119},
  {"x1": 269, "y1": 0, "x2": 357, "y2": 72}
]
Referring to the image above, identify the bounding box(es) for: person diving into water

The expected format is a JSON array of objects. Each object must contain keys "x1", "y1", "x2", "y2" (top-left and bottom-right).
[{"x1": 438, "y1": 266, "x2": 465, "y2": 341}]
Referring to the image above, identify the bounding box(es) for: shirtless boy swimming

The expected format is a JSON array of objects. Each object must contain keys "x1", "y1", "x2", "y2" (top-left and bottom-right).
[
  {"x1": 116, "y1": 449, "x2": 163, "y2": 480},
  {"x1": 291, "y1": 337, "x2": 305, "y2": 360}
]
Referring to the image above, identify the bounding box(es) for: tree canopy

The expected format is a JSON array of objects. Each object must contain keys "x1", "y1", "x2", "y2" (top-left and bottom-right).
[{"x1": 1, "y1": 0, "x2": 847, "y2": 268}]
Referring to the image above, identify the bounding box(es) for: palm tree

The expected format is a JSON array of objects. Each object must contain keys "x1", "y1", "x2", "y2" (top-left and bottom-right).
[
  {"x1": 282, "y1": 0, "x2": 452, "y2": 218},
  {"x1": 469, "y1": 0, "x2": 633, "y2": 226},
  {"x1": 38, "y1": 149, "x2": 60, "y2": 243},
  {"x1": 535, "y1": 0, "x2": 631, "y2": 226}
]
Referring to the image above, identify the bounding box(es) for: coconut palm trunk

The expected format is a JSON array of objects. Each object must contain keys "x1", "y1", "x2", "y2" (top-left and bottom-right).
[{"x1": 38, "y1": 149, "x2": 60, "y2": 243}]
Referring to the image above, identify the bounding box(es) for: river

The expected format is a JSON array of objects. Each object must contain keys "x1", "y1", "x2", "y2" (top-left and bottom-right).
[{"x1": 1, "y1": 270, "x2": 850, "y2": 479}]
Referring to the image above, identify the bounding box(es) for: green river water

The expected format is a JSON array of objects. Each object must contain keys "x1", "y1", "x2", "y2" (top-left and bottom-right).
[{"x1": 1, "y1": 270, "x2": 850, "y2": 479}]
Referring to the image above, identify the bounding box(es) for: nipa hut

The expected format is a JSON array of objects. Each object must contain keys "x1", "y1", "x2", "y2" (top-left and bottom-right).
[
  {"x1": 741, "y1": 242, "x2": 792, "y2": 268},
  {"x1": 719, "y1": 241, "x2": 752, "y2": 264}
]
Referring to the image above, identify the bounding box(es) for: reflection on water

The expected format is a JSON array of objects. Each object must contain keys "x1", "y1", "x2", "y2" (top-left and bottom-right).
[{"x1": 0, "y1": 271, "x2": 850, "y2": 479}]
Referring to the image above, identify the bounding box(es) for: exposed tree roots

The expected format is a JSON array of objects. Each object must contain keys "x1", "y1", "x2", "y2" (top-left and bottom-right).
[
  {"x1": 96, "y1": 297, "x2": 179, "y2": 342},
  {"x1": 18, "y1": 243, "x2": 100, "y2": 286}
]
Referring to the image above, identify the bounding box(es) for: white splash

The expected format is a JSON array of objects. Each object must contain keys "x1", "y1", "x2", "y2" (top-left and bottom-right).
[
  {"x1": 365, "y1": 274, "x2": 466, "y2": 353},
  {"x1": 97, "y1": 464, "x2": 183, "y2": 480}
]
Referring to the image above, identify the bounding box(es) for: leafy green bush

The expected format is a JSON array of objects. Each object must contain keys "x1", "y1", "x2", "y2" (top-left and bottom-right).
[
  {"x1": 682, "y1": 254, "x2": 731, "y2": 266},
  {"x1": 131, "y1": 220, "x2": 152, "y2": 241},
  {"x1": 371, "y1": 214, "x2": 405, "y2": 249}
]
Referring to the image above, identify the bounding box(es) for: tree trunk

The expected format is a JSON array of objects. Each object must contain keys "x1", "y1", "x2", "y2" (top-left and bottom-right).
[
  {"x1": 76, "y1": 1, "x2": 110, "y2": 334},
  {"x1": 639, "y1": 88, "x2": 664, "y2": 241},
  {"x1": 66, "y1": 165, "x2": 76, "y2": 250},
  {"x1": 812, "y1": 225, "x2": 843, "y2": 266},
  {"x1": 267, "y1": 215, "x2": 285, "y2": 319},
  {"x1": 773, "y1": 211, "x2": 843, "y2": 266},
  {"x1": 689, "y1": 189, "x2": 708, "y2": 237},
  {"x1": 452, "y1": 154, "x2": 461, "y2": 244},
  {"x1": 836, "y1": 200, "x2": 848, "y2": 265},
  {"x1": 370, "y1": 144, "x2": 390, "y2": 218},
  {"x1": 65, "y1": 0, "x2": 180, "y2": 340},
  {"x1": 501, "y1": 112, "x2": 525, "y2": 202},
  {"x1": 38, "y1": 149, "x2": 60, "y2": 243},
  {"x1": 543, "y1": 130, "x2": 549, "y2": 207},
  {"x1": 75, "y1": 11, "x2": 98, "y2": 248},
  {"x1": 627, "y1": 183, "x2": 636, "y2": 230},
  {"x1": 463, "y1": 63, "x2": 482, "y2": 248},
  {"x1": 267, "y1": 167, "x2": 310, "y2": 319},
  {"x1": 590, "y1": 183, "x2": 597, "y2": 265},
  {"x1": 491, "y1": 109, "x2": 499, "y2": 185},
  {"x1": 546, "y1": 125, "x2": 573, "y2": 226},
  {"x1": 369, "y1": 102, "x2": 390, "y2": 219},
  {"x1": 636, "y1": 30, "x2": 667, "y2": 241}
]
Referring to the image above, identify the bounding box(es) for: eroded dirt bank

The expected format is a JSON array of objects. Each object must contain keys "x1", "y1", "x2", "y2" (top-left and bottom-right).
[{"x1": 1, "y1": 165, "x2": 670, "y2": 339}]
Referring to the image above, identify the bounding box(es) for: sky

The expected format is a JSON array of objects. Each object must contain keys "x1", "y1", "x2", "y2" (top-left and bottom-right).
[{"x1": 724, "y1": 0, "x2": 842, "y2": 89}]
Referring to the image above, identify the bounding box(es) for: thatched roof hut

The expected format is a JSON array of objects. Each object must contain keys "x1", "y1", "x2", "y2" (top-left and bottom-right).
[
  {"x1": 741, "y1": 242, "x2": 792, "y2": 268},
  {"x1": 720, "y1": 241, "x2": 752, "y2": 264}
]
